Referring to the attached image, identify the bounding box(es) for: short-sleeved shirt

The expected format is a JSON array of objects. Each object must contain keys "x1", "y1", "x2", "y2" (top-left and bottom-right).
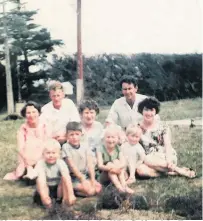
[
  {"x1": 62, "y1": 142, "x2": 91, "y2": 175},
  {"x1": 40, "y1": 98, "x2": 80, "y2": 137},
  {"x1": 98, "y1": 145, "x2": 121, "y2": 165},
  {"x1": 106, "y1": 95, "x2": 160, "y2": 129},
  {"x1": 121, "y1": 142, "x2": 145, "y2": 167},
  {"x1": 82, "y1": 121, "x2": 104, "y2": 156},
  {"x1": 106, "y1": 95, "x2": 147, "y2": 129},
  {"x1": 35, "y1": 159, "x2": 70, "y2": 186}
]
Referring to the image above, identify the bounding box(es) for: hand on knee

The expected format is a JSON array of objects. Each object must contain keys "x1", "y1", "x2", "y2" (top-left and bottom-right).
[
  {"x1": 95, "y1": 182, "x2": 102, "y2": 194},
  {"x1": 86, "y1": 187, "x2": 96, "y2": 196}
]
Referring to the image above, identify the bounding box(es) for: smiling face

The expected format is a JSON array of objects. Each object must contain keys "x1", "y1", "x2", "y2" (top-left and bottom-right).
[
  {"x1": 142, "y1": 107, "x2": 156, "y2": 123},
  {"x1": 122, "y1": 82, "x2": 138, "y2": 102},
  {"x1": 104, "y1": 131, "x2": 119, "y2": 149},
  {"x1": 127, "y1": 130, "x2": 142, "y2": 145},
  {"x1": 25, "y1": 105, "x2": 39, "y2": 125},
  {"x1": 67, "y1": 130, "x2": 82, "y2": 147},
  {"x1": 49, "y1": 89, "x2": 64, "y2": 109},
  {"x1": 81, "y1": 108, "x2": 97, "y2": 127},
  {"x1": 43, "y1": 146, "x2": 59, "y2": 164}
]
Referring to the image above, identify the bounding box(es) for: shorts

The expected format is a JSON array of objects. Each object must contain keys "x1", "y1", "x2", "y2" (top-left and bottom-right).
[{"x1": 33, "y1": 185, "x2": 59, "y2": 206}]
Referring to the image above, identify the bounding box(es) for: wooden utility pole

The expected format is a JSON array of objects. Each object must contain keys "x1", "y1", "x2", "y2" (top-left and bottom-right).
[
  {"x1": 76, "y1": 0, "x2": 84, "y2": 104},
  {"x1": 2, "y1": 1, "x2": 15, "y2": 114}
]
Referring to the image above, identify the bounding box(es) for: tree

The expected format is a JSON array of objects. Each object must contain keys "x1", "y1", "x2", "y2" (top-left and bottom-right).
[{"x1": 0, "y1": 2, "x2": 63, "y2": 101}]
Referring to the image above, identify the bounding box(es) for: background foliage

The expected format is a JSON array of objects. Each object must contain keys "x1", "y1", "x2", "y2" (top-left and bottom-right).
[
  {"x1": 46, "y1": 53, "x2": 202, "y2": 105},
  {"x1": 0, "y1": 52, "x2": 202, "y2": 109}
]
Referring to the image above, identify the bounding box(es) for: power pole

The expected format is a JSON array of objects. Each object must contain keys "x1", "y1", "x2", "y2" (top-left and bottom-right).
[
  {"x1": 2, "y1": 1, "x2": 15, "y2": 114},
  {"x1": 76, "y1": 0, "x2": 84, "y2": 105}
]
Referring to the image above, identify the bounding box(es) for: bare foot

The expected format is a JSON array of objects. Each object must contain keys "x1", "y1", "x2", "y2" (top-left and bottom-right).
[
  {"x1": 42, "y1": 197, "x2": 52, "y2": 209},
  {"x1": 125, "y1": 186, "x2": 134, "y2": 194},
  {"x1": 117, "y1": 186, "x2": 125, "y2": 193},
  {"x1": 179, "y1": 167, "x2": 196, "y2": 178},
  {"x1": 126, "y1": 177, "x2": 136, "y2": 185}
]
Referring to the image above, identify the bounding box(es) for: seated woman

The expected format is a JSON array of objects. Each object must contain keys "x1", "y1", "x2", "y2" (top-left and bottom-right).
[
  {"x1": 78, "y1": 99, "x2": 103, "y2": 159},
  {"x1": 136, "y1": 97, "x2": 196, "y2": 178},
  {"x1": 3, "y1": 101, "x2": 51, "y2": 181}
]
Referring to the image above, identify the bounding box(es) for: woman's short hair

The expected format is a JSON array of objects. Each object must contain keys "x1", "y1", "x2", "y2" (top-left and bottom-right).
[
  {"x1": 66, "y1": 121, "x2": 82, "y2": 133},
  {"x1": 78, "y1": 99, "x2": 100, "y2": 115},
  {"x1": 138, "y1": 97, "x2": 160, "y2": 114},
  {"x1": 119, "y1": 75, "x2": 138, "y2": 88},
  {"x1": 20, "y1": 101, "x2": 41, "y2": 117}
]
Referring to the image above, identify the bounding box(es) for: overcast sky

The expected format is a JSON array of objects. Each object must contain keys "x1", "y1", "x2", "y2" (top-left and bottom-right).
[{"x1": 6, "y1": 0, "x2": 203, "y2": 55}]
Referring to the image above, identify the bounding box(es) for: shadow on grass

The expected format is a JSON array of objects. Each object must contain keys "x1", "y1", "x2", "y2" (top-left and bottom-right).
[
  {"x1": 97, "y1": 184, "x2": 149, "y2": 211},
  {"x1": 42, "y1": 203, "x2": 102, "y2": 220},
  {"x1": 164, "y1": 188, "x2": 202, "y2": 220}
]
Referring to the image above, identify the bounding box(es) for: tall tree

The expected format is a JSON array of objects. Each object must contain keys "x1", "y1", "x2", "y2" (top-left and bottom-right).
[{"x1": 0, "y1": 2, "x2": 63, "y2": 101}]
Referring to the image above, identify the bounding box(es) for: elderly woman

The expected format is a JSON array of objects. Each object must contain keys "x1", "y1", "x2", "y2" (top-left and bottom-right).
[
  {"x1": 136, "y1": 97, "x2": 196, "y2": 178},
  {"x1": 4, "y1": 101, "x2": 51, "y2": 181}
]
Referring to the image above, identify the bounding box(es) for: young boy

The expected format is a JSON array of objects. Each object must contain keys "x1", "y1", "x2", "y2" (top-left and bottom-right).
[
  {"x1": 121, "y1": 124, "x2": 146, "y2": 184},
  {"x1": 62, "y1": 121, "x2": 102, "y2": 197},
  {"x1": 33, "y1": 139, "x2": 76, "y2": 208}
]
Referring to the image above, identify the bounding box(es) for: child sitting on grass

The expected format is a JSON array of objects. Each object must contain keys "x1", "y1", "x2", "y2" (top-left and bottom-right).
[
  {"x1": 62, "y1": 121, "x2": 102, "y2": 197},
  {"x1": 121, "y1": 124, "x2": 146, "y2": 184},
  {"x1": 33, "y1": 139, "x2": 76, "y2": 209},
  {"x1": 97, "y1": 125, "x2": 134, "y2": 194}
]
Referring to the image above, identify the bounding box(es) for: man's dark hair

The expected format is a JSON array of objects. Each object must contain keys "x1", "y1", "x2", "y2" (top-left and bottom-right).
[
  {"x1": 119, "y1": 75, "x2": 138, "y2": 88},
  {"x1": 66, "y1": 121, "x2": 82, "y2": 133},
  {"x1": 21, "y1": 101, "x2": 41, "y2": 117},
  {"x1": 78, "y1": 99, "x2": 100, "y2": 115},
  {"x1": 138, "y1": 97, "x2": 160, "y2": 114}
]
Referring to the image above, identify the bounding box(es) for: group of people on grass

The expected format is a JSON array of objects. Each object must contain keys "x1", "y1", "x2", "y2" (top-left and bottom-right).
[{"x1": 3, "y1": 75, "x2": 196, "y2": 209}]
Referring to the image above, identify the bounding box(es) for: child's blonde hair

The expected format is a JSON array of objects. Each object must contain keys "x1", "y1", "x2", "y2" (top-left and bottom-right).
[
  {"x1": 103, "y1": 124, "x2": 121, "y2": 138},
  {"x1": 126, "y1": 124, "x2": 142, "y2": 136},
  {"x1": 43, "y1": 139, "x2": 61, "y2": 153}
]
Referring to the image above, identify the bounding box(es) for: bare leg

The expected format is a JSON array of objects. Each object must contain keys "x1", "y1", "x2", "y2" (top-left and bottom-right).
[
  {"x1": 118, "y1": 169, "x2": 134, "y2": 194},
  {"x1": 136, "y1": 164, "x2": 161, "y2": 177},
  {"x1": 36, "y1": 179, "x2": 52, "y2": 208},
  {"x1": 74, "y1": 180, "x2": 95, "y2": 197},
  {"x1": 144, "y1": 155, "x2": 196, "y2": 178},
  {"x1": 172, "y1": 166, "x2": 196, "y2": 178},
  {"x1": 57, "y1": 181, "x2": 62, "y2": 199},
  {"x1": 108, "y1": 172, "x2": 125, "y2": 192}
]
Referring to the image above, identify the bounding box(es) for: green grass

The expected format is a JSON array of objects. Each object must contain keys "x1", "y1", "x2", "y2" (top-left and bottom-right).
[
  {"x1": 98, "y1": 97, "x2": 202, "y2": 123},
  {"x1": 159, "y1": 97, "x2": 202, "y2": 121},
  {"x1": 0, "y1": 98, "x2": 202, "y2": 219}
]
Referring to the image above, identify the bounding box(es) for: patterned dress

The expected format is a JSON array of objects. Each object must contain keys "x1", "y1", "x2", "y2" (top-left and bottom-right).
[{"x1": 139, "y1": 122, "x2": 177, "y2": 164}]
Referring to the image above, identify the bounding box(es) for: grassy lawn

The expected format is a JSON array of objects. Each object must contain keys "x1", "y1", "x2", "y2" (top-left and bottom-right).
[
  {"x1": 0, "y1": 98, "x2": 202, "y2": 219},
  {"x1": 98, "y1": 97, "x2": 202, "y2": 123}
]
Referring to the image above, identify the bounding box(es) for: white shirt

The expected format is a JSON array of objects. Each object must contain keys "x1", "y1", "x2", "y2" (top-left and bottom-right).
[
  {"x1": 40, "y1": 98, "x2": 80, "y2": 137},
  {"x1": 82, "y1": 121, "x2": 104, "y2": 156},
  {"x1": 106, "y1": 94, "x2": 147, "y2": 129},
  {"x1": 121, "y1": 142, "x2": 145, "y2": 169}
]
